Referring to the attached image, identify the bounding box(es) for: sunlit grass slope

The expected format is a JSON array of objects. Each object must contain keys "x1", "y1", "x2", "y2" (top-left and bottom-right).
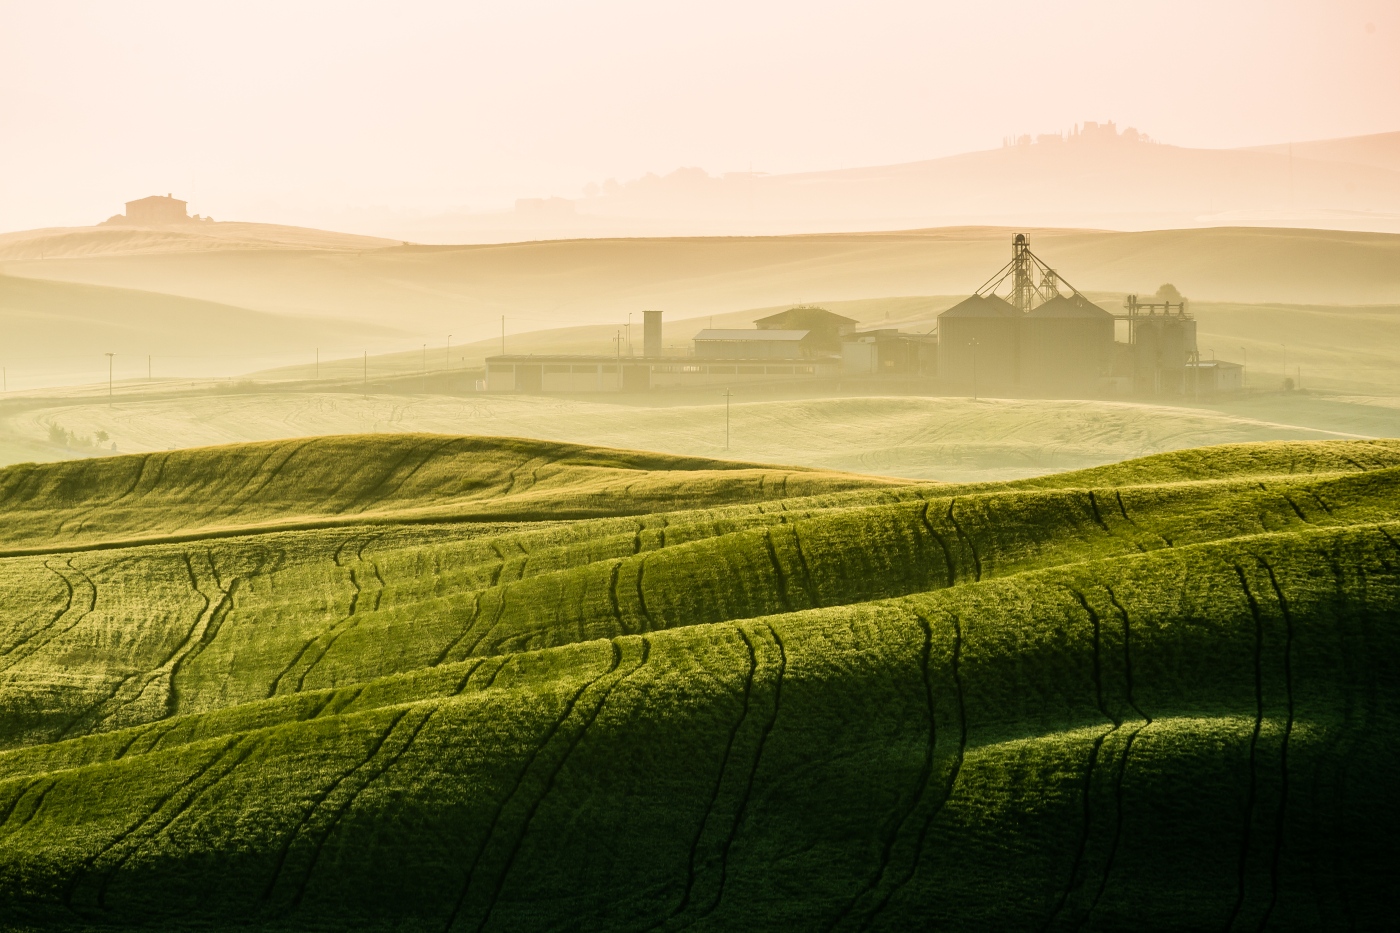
[
  {"x1": 1, "y1": 435, "x2": 1399, "y2": 930},
  {"x1": 0, "y1": 434, "x2": 890, "y2": 551}
]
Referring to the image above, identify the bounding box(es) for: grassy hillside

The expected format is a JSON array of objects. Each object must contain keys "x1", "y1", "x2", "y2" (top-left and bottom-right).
[
  {"x1": 0, "y1": 434, "x2": 1398, "y2": 930},
  {"x1": 3, "y1": 390, "x2": 1378, "y2": 480}
]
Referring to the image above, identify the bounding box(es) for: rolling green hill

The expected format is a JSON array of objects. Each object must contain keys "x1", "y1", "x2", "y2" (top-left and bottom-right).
[{"x1": 1, "y1": 435, "x2": 1398, "y2": 930}]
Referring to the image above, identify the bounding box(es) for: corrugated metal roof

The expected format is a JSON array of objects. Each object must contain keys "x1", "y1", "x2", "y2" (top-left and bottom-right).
[
  {"x1": 695, "y1": 329, "x2": 810, "y2": 340},
  {"x1": 938, "y1": 295, "x2": 1018, "y2": 318},
  {"x1": 1025, "y1": 294, "x2": 1113, "y2": 318}
]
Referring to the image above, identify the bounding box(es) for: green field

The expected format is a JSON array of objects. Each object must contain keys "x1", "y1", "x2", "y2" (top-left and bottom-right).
[
  {"x1": 6, "y1": 389, "x2": 1390, "y2": 482},
  {"x1": 1, "y1": 433, "x2": 1398, "y2": 930}
]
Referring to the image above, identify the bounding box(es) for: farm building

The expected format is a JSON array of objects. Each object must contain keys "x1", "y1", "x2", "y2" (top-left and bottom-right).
[
  {"x1": 484, "y1": 354, "x2": 838, "y2": 393},
  {"x1": 693, "y1": 329, "x2": 819, "y2": 359},
  {"x1": 841, "y1": 329, "x2": 937, "y2": 376},
  {"x1": 485, "y1": 307, "x2": 910, "y2": 394},
  {"x1": 123, "y1": 194, "x2": 189, "y2": 224},
  {"x1": 753, "y1": 306, "x2": 858, "y2": 353},
  {"x1": 1186, "y1": 359, "x2": 1245, "y2": 395}
]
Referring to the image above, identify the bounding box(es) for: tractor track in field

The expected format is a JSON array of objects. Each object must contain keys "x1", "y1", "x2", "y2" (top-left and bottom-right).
[
  {"x1": 163, "y1": 550, "x2": 239, "y2": 717},
  {"x1": 762, "y1": 529, "x2": 795, "y2": 613},
  {"x1": 0, "y1": 777, "x2": 54, "y2": 834},
  {"x1": 692, "y1": 623, "x2": 786, "y2": 924},
  {"x1": 1224, "y1": 565, "x2": 1268, "y2": 933},
  {"x1": 57, "y1": 552, "x2": 235, "y2": 739},
  {"x1": 4, "y1": 778, "x2": 57, "y2": 835},
  {"x1": 287, "y1": 705, "x2": 442, "y2": 910},
  {"x1": 369, "y1": 437, "x2": 465, "y2": 507},
  {"x1": 1086, "y1": 491, "x2": 1111, "y2": 535},
  {"x1": 267, "y1": 534, "x2": 385, "y2": 696},
  {"x1": 823, "y1": 609, "x2": 939, "y2": 933},
  {"x1": 0, "y1": 557, "x2": 96, "y2": 675},
  {"x1": 459, "y1": 587, "x2": 511, "y2": 660},
  {"x1": 635, "y1": 559, "x2": 656, "y2": 633},
  {"x1": 917, "y1": 501, "x2": 957, "y2": 589},
  {"x1": 1043, "y1": 587, "x2": 1123, "y2": 933},
  {"x1": 295, "y1": 558, "x2": 387, "y2": 689},
  {"x1": 1256, "y1": 557, "x2": 1296, "y2": 932},
  {"x1": 786, "y1": 524, "x2": 819, "y2": 608},
  {"x1": 1077, "y1": 587, "x2": 1154, "y2": 930},
  {"x1": 607, "y1": 562, "x2": 624, "y2": 633},
  {"x1": 472, "y1": 638, "x2": 650, "y2": 933},
  {"x1": 660, "y1": 627, "x2": 760, "y2": 927},
  {"x1": 61, "y1": 735, "x2": 247, "y2": 914},
  {"x1": 439, "y1": 642, "x2": 624, "y2": 933},
  {"x1": 260, "y1": 709, "x2": 414, "y2": 906},
  {"x1": 861, "y1": 610, "x2": 968, "y2": 930},
  {"x1": 945, "y1": 499, "x2": 981, "y2": 581},
  {"x1": 94, "y1": 735, "x2": 261, "y2": 910},
  {"x1": 432, "y1": 593, "x2": 484, "y2": 668}
]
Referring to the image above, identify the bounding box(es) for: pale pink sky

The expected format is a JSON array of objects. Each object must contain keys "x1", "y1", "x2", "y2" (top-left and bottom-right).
[{"x1": 1, "y1": 0, "x2": 1397, "y2": 232}]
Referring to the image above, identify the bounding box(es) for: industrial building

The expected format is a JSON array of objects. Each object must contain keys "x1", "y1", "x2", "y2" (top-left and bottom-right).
[
  {"x1": 486, "y1": 234, "x2": 1240, "y2": 399},
  {"x1": 485, "y1": 306, "x2": 907, "y2": 393},
  {"x1": 938, "y1": 235, "x2": 1236, "y2": 398}
]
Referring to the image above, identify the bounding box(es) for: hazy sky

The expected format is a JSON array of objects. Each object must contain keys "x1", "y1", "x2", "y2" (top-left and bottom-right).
[{"x1": 2, "y1": 0, "x2": 1397, "y2": 231}]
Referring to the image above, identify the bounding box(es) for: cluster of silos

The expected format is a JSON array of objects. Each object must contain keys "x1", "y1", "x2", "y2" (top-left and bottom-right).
[{"x1": 937, "y1": 291, "x2": 1115, "y2": 395}]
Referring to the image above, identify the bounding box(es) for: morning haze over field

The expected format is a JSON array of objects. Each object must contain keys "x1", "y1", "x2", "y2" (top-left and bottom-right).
[{"x1": 1, "y1": 2, "x2": 1398, "y2": 930}]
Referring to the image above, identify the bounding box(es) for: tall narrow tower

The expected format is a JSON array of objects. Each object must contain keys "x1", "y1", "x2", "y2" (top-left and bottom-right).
[
  {"x1": 643, "y1": 310, "x2": 663, "y2": 358},
  {"x1": 1011, "y1": 234, "x2": 1034, "y2": 312}
]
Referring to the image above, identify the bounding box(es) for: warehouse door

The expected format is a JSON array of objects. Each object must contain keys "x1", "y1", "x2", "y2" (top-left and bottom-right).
[{"x1": 516, "y1": 364, "x2": 542, "y2": 394}]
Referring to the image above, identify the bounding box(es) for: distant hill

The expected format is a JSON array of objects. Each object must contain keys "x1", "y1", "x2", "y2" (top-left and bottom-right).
[
  {"x1": 0, "y1": 221, "x2": 398, "y2": 261},
  {"x1": 0, "y1": 274, "x2": 400, "y2": 389},
  {"x1": 344, "y1": 128, "x2": 1400, "y2": 242},
  {"x1": 564, "y1": 130, "x2": 1400, "y2": 233},
  {"x1": 4, "y1": 227, "x2": 1399, "y2": 347},
  {"x1": 1245, "y1": 130, "x2": 1400, "y2": 175}
]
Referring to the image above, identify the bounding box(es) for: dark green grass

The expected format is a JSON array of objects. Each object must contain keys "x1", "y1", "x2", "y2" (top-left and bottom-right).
[{"x1": 1, "y1": 434, "x2": 1398, "y2": 931}]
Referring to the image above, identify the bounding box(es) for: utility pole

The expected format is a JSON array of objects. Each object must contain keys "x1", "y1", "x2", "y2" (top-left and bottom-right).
[
  {"x1": 722, "y1": 388, "x2": 732, "y2": 449},
  {"x1": 615, "y1": 330, "x2": 622, "y2": 391},
  {"x1": 105, "y1": 352, "x2": 115, "y2": 406},
  {"x1": 627, "y1": 313, "x2": 633, "y2": 356},
  {"x1": 968, "y1": 338, "x2": 979, "y2": 401}
]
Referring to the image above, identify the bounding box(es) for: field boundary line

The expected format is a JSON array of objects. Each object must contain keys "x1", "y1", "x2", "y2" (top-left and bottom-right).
[{"x1": 1224, "y1": 564, "x2": 1268, "y2": 932}]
